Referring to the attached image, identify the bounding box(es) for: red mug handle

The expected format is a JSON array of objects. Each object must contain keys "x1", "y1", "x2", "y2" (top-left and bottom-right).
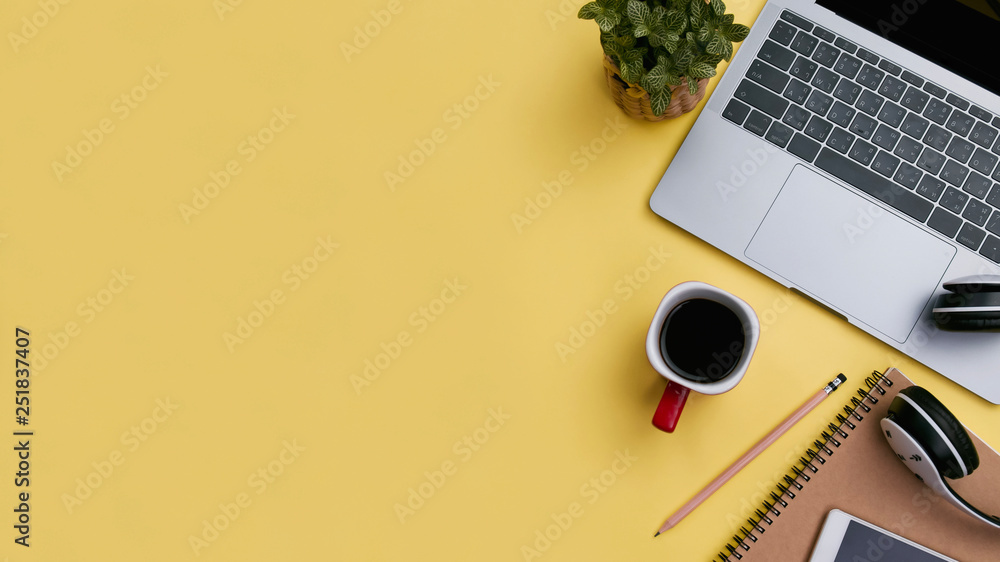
[{"x1": 652, "y1": 381, "x2": 690, "y2": 433}]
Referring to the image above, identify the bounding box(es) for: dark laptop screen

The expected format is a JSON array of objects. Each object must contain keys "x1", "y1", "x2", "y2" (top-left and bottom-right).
[{"x1": 817, "y1": 0, "x2": 1000, "y2": 95}]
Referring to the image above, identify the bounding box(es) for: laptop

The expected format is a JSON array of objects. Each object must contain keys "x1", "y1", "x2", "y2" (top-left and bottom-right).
[{"x1": 650, "y1": 0, "x2": 1000, "y2": 403}]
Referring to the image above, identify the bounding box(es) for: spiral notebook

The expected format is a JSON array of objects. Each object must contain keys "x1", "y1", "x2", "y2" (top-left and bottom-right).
[{"x1": 717, "y1": 368, "x2": 1000, "y2": 561}]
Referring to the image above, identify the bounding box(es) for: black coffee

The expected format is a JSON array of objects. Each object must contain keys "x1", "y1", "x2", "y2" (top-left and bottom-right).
[{"x1": 659, "y1": 298, "x2": 745, "y2": 383}]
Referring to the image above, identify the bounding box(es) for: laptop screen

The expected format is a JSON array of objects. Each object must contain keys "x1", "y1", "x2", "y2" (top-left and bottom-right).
[{"x1": 817, "y1": 0, "x2": 1000, "y2": 96}]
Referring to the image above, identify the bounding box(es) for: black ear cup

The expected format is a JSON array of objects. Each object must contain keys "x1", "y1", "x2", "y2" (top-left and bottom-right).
[
  {"x1": 933, "y1": 291, "x2": 1000, "y2": 330},
  {"x1": 889, "y1": 386, "x2": 979, "y2": 479}
]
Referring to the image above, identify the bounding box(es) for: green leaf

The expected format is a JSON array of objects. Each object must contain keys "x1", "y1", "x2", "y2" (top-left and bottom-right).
[
  {"x1": 665, "y1": 8, "x2": 686, "y2": 32},
  {"x1": 688, "y1": 78, "x2": 699, "y2": 96},
  {"x1": 706, "y1": 32, "x2": 729, "y2": 55},
  {"x1": 647, "y1": 22, "x2": 670, "y2": 47},
  {"x1": 724, "y1": 23, "x2": 751, "y2": 43},
  {"x1": 620, "y1": 60, "x2": 644, "y2": 83},
  {"x1": 650, "y1": 88, "x2": 671, "y2": 116},
  {"x1": 687, "y1": 62, "x2": 717, "y2": 78},
  {"x1": 626, "y1": 0, "x2": 650, "y2": 27},
  {"x1": 710, "y1": 0, "x2": 726, "y2": 17},
  {"x1": 688, "y1": 0, "x2": 705, "y2": 26},
  {"x1": 578, "y1": 2, "x2": 601, "y2": 19},
  {"x1": 642, "y1": 63, "x2": 668, "y2": 90},
  {"x1": 673, "y1": 42, "x2": 694, "y2": 71},
  {"x1": 595, "y1": 10, "x2": 621, "y2": 31},
  {"x1": 697, "y1": 22, "x2": 712, "y2": 42},
  {"x1": 720, "y1": 13, "x2": 734, "y2": 26},
  {"x1": 663, "y1": 32, "x2": 680, "y2": 52}
]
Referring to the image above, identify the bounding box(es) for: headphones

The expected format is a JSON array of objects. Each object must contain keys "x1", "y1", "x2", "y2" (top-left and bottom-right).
[
  {"x1": 881, "y1": 386, "x2": 1000, "y2": 528},
  {"x1": 932, "y1": 276, "x2": 1000, "y2": 330}
]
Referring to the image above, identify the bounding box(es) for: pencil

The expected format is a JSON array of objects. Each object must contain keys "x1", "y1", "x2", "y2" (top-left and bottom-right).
[{"x1": 654, "y1": 374, "x2": 847, "y2": 537}]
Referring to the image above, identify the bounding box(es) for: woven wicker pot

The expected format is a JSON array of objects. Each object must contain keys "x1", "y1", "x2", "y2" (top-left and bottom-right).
[{"x1": 603, "y1": 55, "x2": 709, "y2": 122}]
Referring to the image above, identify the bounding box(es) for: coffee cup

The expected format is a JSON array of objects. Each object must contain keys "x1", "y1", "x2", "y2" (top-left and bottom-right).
[{"x1": 646, "y1": 281, "x2": 760, "y2": 433}]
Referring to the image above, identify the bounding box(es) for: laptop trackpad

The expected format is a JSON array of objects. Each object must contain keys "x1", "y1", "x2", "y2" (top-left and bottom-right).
[{"x1": 745, "y1": 166, "x2": 955, "y2": 343}]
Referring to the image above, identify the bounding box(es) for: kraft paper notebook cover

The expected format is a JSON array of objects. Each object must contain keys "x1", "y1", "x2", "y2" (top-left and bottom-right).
[{"x1": 717, "y1": 368, "x2": 1000, "y2": 561}]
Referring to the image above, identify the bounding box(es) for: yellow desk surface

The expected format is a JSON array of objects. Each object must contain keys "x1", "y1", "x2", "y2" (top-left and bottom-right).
[{"x1": 2, "y1": 0, "x2": 997, "y2": 560}]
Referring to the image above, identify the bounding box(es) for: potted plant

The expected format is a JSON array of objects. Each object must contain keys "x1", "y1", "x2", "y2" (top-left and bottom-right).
[{"x1": 578, "y1": 0, "x2": 750, "y2": 121}]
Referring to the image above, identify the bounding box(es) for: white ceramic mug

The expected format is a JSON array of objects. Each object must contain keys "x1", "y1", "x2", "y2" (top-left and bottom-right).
[{"x1": 646, "y1": 281, "x2": 760, "y2": 433}]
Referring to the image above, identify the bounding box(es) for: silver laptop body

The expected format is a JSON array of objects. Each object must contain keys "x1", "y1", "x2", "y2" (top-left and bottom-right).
[{"x1": 651, "y1": 0, "x2": 1000, "y2": 403}]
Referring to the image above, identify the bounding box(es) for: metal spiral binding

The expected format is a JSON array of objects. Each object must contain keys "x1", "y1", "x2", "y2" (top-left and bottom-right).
[{"x1": 715, "y1": 370, "x2": 889, "y2": 561}]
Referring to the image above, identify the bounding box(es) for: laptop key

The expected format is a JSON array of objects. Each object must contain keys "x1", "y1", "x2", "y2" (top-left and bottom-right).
[
  {"x1": 969, "y1": 121, "x2": 998, "y2": 149},
  {"x1": 900, "y1": 113, "x2": 929, "y2": 140},
  {"x1": 900, "y1": 71, "x2": 924, "y2": 88},
  {"x1": 957, "y1": 222, "x2": 986, "y2": 250},
  {"x1": 855, "y1": 90, "x2": 884, "y2": 116},
  {"x1": 945, "y1": 137, "x2": 974, "y2": 164},
  {"x1": 826, "y1": 127, "x2": 855, "y2": 154},
  {"x1": 963, "y1": 171, "x2": 992, "y2": 199},
  {"x1": 940, "y1": 159, "x2": 970, "y2": 187},
  {"x1": 790, "y1": 56, "x2": 818, "y2": 82},
  {"x1": 782, "y1": 78, "x2": 811, "y2": 104},
  {"x1": 811, "y1": 67, "x2": 839, "y2": 93},
  {"x1": 780, "y1": 11, "x2": 813, "y2": 31},
  {"x1": 805, "y1": 115, "x2": 833, "y2": 142},
  {"x1": 743, "y1": 110, "x2": 772, "y2": 136},
  {"x1": 834, "y1": 37, "x2": 857, "y2": 54},
  {"x1": 970, "y1": 148, "x2": 998, "y2": 176},
  {"x1": 769, "y1": 20, "x2": 798, "y2": 45},
  {"x1": 940, "y1": 187, "x2": 970, "y2": 214},
  {"x1": 872, "y1": 124, "x2": 900, "y2": 150},
  {"x1": 946, "y1": 93, "x2": 970, "y2": 111},
  {"x1": 946, "y1": 111, "x2": 974, "y2": 136},
  {"x1": 916, "y1": 176, "x2": 946, "y2": 202},
  {"x1": 987, "y1": 210, "x2": 1000, "y2": 236},
  {"x1": 758, "y1": 40, "x2": 797, "y2": 71},
  {"x1": 894, "y1": 162, "x2": 922, "y2": 189},
  {"x1": 877, "y1": 101, "x2": 906, "y2": 128},
  {"x1": 811, "y1": 42, "x2": 840, "y2": 67},
  {"x1": 849, "y1": 139, "x2": 878, "y2": 165},
  {"x1": 923, "y1": 82, "x2": 947, "y2": 99},
  {"x1": 832, "y1": 53, "x2": 862, "y2": 79},
  {"x1": 765, "y1": 121, "x2": 794, "y2": 148},
  {"x1": 833, "y1": 78, "x2": 862, "y2": 104},
  {"x1": 734, "y1": 79, "x2": 789, "y2": 119},
  {"x1": 787, "y1": 133, "x2": 821, "y2": 162},
  {"x1": 849, "y1": 113, "x2": 878, "y2": 139},
  {"x1": 878, "y1": 60, "x2": 902, "y2": 76},
  {"x1": 723, "y1": 99, "x2": 752, "y2": 125},
  {"x1": 790, "y1": 31, "x2": 818, "y2": 56},
  {"x1": 923, "y1": 98, "x2": 952, "y2": 125},
  {"x1": 893, "y1": 136, "x2": 923, "y2": 163},
  {"x1": 871, "y1": 150, "x2": 900, "y2": 178},
  {"x1": 747, "y1": 60, "x2": 790, "y2": 93},
  {"x1": 811, "y1": 26, "x2": 836, "y2": 43},
  {"x1": 900, "y1": 87, "x2": 929, "y2": 113},
  {"x1": 980, "y1": 235, "x2": 1000, "y2": 263},
  {"x1": 927, "y1": 208, "x2": 964, "y2": 238},
  {"x1": 963, "y1": 198, "x2": 992, "y2": 226},
  {"x1": 814, "y1": 148, "x2": 933, "y2": 222},
  {"x1": 917, "y1": 147, "x2": 946, "y2": 174},
  {"x1": 827, "y1": 101, "x2": 856, "y2": 128},
  {"x1": 970, "y1": 105, "x2": 991, "y2": 120},
  {"x1": 856, "y1": 64, "x2": 884, "y2": 90},
  {"x1": 805, "y1": 90, "x2": 833, "y2": 115},
  {"x1": 852, "y1": 49, "x2": 878, "y2": 67},
  {"x1": 879, "y1": 75, "x2": 908, "y2": 102},
  {"x1": 782, "y1": 105, "x2": 810, "y2": 130},
  {"x1": 923, "y1": 124, "x2": 952, "y2": 152},
  {"x1": 989, "y1": 184, "x2": 1000, "y2": 207}
]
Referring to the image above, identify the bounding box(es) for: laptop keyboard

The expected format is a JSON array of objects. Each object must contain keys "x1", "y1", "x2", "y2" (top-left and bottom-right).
[{"x1": 723, "y1": 10, "x2": 1000, "y2": 263}]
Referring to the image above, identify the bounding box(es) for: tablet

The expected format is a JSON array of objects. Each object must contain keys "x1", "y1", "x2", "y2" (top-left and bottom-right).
[{"x1": 808, "y1": 509, "x2": 957, "y2": 562}]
